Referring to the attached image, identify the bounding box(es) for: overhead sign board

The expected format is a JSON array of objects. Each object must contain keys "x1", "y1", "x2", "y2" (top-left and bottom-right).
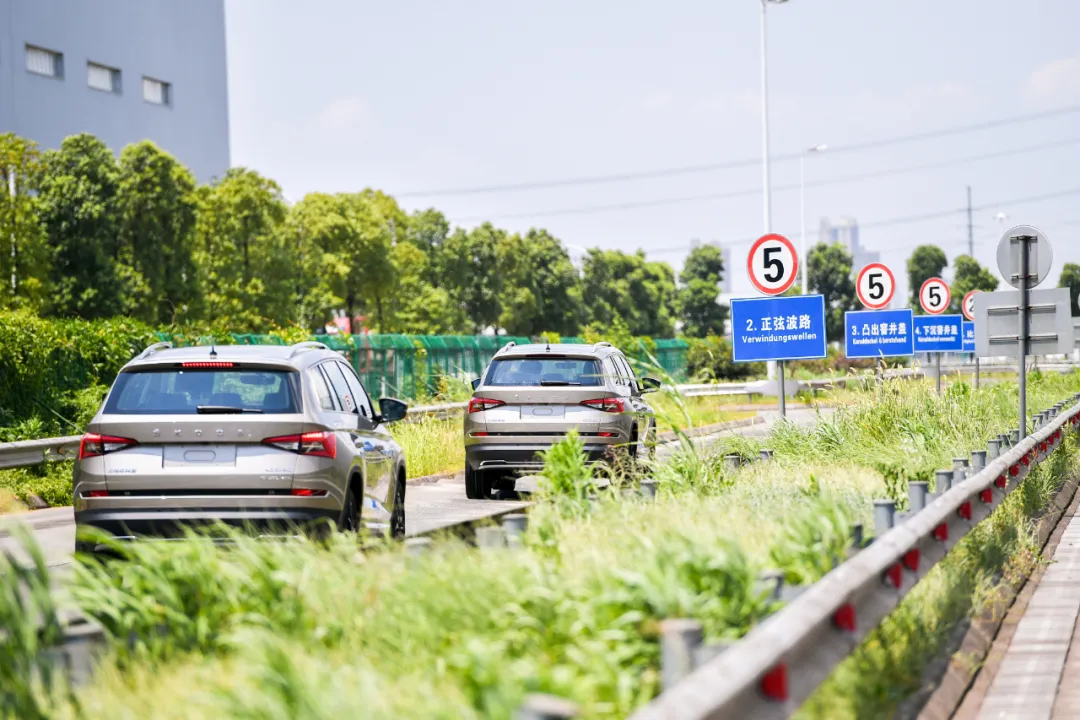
[
  {"x1": 996, "y1": 225, "x2": 1052, "y2": 290},
  {"x1": 844, "y1": 309, "x2": 914, "y2": 358},
  {"x1": 962, "y1": 321, "x2": 975, "y2": 353},
  {"x1": 730, "y1": 294, "x2": 827, "y2": 363},
  {"x1": 856, "y1": 262, "x2": 896, "y2": 310},
  {"x1": 919, "y1": 277, "x2": 951, "y2": 315},
  {"x1": 972, "y1": 287, "x2": 1075, "y2": 357},
  {"x1": 747, "y1": 233, "x2": 799, "y2": 296},
  {"x1": 913, "y1": 315, "x2": 964, "y2": 353}
]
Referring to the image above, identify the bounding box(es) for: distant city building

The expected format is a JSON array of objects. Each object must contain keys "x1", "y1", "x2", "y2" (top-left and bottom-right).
[
  {"x1": 819, "y1": 216, "x2": 880, "y2": 284},
  {"x1": 0, "y1": 0, "x2": 230, "y2": 182}
]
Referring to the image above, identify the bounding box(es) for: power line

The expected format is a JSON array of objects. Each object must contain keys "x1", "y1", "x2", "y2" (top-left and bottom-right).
[
  {"x1": 399, "y1": 104, "x2": 1080, "y2": 198},
  {"x1": 449, "y1": 136, "x2": 1080, "y2": 223}
]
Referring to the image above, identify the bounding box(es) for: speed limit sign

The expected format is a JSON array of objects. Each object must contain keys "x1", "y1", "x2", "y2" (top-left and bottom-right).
[
  {"x1": 747, "y1": 233, "x2": 799, "y2": 295},
  {"x1": 856, "y1": 263, "x2": 895, "y2": 310},
  {"x1": 919, "y1": 277, "x2": 951, "y2": 315},
  {"x1": 962, "y1": 290, "x2": 978, "y2": 321}
]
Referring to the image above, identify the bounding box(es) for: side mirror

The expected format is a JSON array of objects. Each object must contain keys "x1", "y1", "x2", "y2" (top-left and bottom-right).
[
  {"x1": 640, "y1": 376, "x2": 661, "y2": 393},
  {"x1": 471, "y1": 378, "x2": 481, "y2": 391},
  {"x1": 375, "y1": 397, "x2": 408, "y2": 424}
]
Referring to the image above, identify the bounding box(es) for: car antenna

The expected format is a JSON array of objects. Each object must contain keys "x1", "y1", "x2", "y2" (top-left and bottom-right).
[
  {"x1": 546, "y1": 340, "x2": 551, "y2": 351},
  {"x1": 209, "y1": 345, "x2": 218, "y2": 358}
]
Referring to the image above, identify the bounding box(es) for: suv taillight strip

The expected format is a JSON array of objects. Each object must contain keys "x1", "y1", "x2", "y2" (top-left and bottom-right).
[
  {"x1": 468, "y1": 398, "x2": 505, "y2": 413},
  {"x1": 78, "y1": 433, "x2": 138, "y2": 460},
  {"x1": 262, "y1": 431, "x2": 337, "y2": 459},
  {"x1": 580, "y1": 397, "x2": 625, "y2": 413}
]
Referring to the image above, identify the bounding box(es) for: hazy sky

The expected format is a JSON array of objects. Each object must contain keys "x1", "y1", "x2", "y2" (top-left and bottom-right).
[{"x1": 223, "y1": 0, "x2": 1080, "y2": 302}]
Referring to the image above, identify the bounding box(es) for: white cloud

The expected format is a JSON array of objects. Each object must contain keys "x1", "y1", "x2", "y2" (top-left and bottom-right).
[
  {"x1": 314, "y1": 96, "x2": 372, "y2": 133},
  {"x1": 641, "y1": 90, "x2": 673, "y2": 110},
  {"x1": 1027, "y1": 57, "x2": 1080, "y2": 101},
  {"x1": 847, "y1": 81, "x2": 978, "y2": 122}
]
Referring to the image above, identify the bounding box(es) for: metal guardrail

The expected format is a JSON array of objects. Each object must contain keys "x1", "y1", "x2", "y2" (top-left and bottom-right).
[{"x1": 629, "y1": 394, "x2": 1080, "y2": 720}]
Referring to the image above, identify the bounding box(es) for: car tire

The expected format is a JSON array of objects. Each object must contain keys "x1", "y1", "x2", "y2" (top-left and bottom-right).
[
  {"x1": 74, "y1": 540, "x2": 96, "y2": 556},
  {"x1": 340, "y1": 483, "x2": 361, "y2": 532},
  {"x1": 465, "y1": 464, "x2": 490, "y2": 500},
  {"x1": 390, "y1": 473, "x2": 406, "y2": 538}
]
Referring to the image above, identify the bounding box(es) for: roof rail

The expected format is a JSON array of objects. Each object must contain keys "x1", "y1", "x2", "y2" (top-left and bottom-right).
[
  {"x1": 593, "y1": 341, "x2": 613, "y2": 349},
  {"x1": 136, "y1": 341, "x2": 172, "y2": 360},
  {"x1": 498, "y1": 341, "x2": 516, "y2": 352},
  {"x1": 289, "y1": 341, "x2": 328, "y2": 358}
]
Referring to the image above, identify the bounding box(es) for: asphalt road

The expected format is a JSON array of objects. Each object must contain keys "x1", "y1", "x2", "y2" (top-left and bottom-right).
[{"x1": 0, "y1": 405, "x2": 829, "y2": 574}]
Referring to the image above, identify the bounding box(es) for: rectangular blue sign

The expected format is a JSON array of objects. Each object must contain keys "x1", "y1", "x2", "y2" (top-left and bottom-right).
[
  {"x1": 962, "y1": 321, "x2": 975, "y2": 353},
  {"x1": 730, "y1": 294, "x2": 827, "y2": 363},
  {"x1": 912, "y1": 315, "x2": 964, "y2": 353},
  {"x1": 844, "y1": 309, "x2": 914, "y2": 358}
]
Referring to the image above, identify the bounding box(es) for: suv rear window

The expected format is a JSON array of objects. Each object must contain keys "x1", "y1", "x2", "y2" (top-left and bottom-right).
[
  {"x1": 484, "y1": 357, "x2": 604, "y2": 387},
  {"x1": 103, "y1": 368, "x2": 300, "y2": 414}
]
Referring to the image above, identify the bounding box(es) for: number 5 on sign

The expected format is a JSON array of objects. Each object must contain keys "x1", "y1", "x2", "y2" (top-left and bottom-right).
[
  {"x1": 747, "y1": 233, "x2": 799, "y2": 295},
  {"x1": 919, "y1": 277, "x2": 950, "y2": 315},
  {"x1": 856, "y1": 262, "x2": 895, "y2": 310}
]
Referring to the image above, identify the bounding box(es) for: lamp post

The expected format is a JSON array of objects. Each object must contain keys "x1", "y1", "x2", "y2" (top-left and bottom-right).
[
  {"x1": 799, "y1": 144, "x2": 827, "y2": 295},
  {"x1": 760, "y1": 0, "x2": 788, "y2": 380}
]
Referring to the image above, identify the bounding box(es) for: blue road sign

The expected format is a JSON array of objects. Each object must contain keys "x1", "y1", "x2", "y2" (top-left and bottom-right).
[
  {"x1": 731, "y1": 294, "x2": 827, "y2": 363},
  {"x1": 844, "y1": 309, "x2": 914, "y2": 358},
  {"x1": 913, "y1": 315, "x2": 964, "y2": 353},
  {"x1": 962, "y1": 321, "x2": 975, "y2": 353}
]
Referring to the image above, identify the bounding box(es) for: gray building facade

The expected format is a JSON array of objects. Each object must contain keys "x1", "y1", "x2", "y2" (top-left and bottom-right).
[{"x1": 0, "y1": 0, "x2": 229, "y2": 183}]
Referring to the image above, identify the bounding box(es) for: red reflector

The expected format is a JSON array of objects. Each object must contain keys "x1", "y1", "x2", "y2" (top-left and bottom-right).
[
  {"x1": 980, "y1": 488, "x2": 993, "y2": 503},
  {"x1": 833, "y1": 603, "x2": 856, "y2": 632},
  {"x1": 760, "y1": 664, "x2": 788, "y2": 701},
  {"x1": 1040, "y1": 441, "x2": 1048, "y2": 452},
  {"x1": 886, "y1": 563, "x2": 903, "y2": 589},
  {"x1": 472, "y1": 432, "x2": 489, "y2": 437},
  {"x1": 958, "y1": 501, "x2": 972, "y2": 520},
  {"x1": 597, "y1": 431, "x2": 616, "y2": 437},
  {"x1": 467, "y1": 397, "x2": 505, "y2": 413},
  {"x1": 934, "y1": 523, "x2": 948, "y2": 542},
  {"x1": 290, "y1": 488, "x2": 328, "y2": 497},
  {"x1": 996, "y1": 475, "x2": 1007, "y2": 488},
  {"x1": 903, "y1": 549, "x2": 920, "y2": 572},
  {"x1": 78, "y1": 432, "x2": 137, "y2": 459},
  {"x1": 1010, "y1": 464, "x2": 1020, "y2": 477},
  {"x1": 1022, "y1": 455, "x2": 1031, "y2": 467},
  {"x1": 181, "y1": 361, "x2": 235, "y2": 368},
  {"x1": 581, "y1": 397, "x2": 626, "y2": 413},
  {"x1": 87, "y1": 490, "x2": 109, "y2": 498}
]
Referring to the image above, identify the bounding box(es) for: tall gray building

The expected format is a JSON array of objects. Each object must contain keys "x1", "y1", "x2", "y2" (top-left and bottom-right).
[
  {"x1": 819, "y1": 216, "x2": 879, "y2": 277},
  {"x1": 0, "y1": 0, "x2": 230, "y2": 182}
]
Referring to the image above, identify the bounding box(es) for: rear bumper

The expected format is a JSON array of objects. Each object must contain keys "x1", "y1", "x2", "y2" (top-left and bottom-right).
[
  {"x1": 465, "y1": 443, "x2": 612, "y2": 473},
  {"x1": 74, "y1": 507, "x2": 340, "y2": 543}
]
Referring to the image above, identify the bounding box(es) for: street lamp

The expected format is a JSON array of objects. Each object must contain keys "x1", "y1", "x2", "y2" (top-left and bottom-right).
[
  {"x1": 760, "y1": 0, "x2": 788, "y2": 380},
  {"x1": 799, "y1": 144, "x2": 827, "y2": 295}
]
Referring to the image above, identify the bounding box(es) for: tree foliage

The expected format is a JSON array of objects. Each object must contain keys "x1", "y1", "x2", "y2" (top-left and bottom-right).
[
  {"x1": 582, "y1": 249, "x2": 677, "y2": 337},
  {"x1": 808, "y1": 242, "x2": 856, "y2": 343},
  {"x1": 949, "y1": 255, "x2": 998, "y2": 313},
  {"x1": 1059, "y1": 263, "x2": 1080, "y2": 318},
  {"x1": 678, "y1": 245, "x2": 727, "y2": 338},
  {"x1": 0, "y1": 134, "x2": 48, "y2": 313},
  {"x1": 907, "y1": 245, "x2": 948, "y2": 314}
]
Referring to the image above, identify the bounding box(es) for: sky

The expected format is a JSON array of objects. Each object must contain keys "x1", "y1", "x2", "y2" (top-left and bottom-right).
[{"x1": 223, "y1": 0, "x2": 1080, "y2": 304}]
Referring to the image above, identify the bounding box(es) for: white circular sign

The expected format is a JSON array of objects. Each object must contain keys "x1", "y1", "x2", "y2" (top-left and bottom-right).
[
  {"x1": 962, "y1": 290, "x2": 978, "y2": 322},
  {"x1": 996, "y1": 224, "x2": 1052, "y2": 289},
  {"x1": 856, "y1": 262, "x2": 895, "y2": 310},
  {"x1": 919, "y1": 277, "x2": 950, "y2": 315},
  {"x1": 746, "y1": 233, "x2": 799, "y2": 296}
]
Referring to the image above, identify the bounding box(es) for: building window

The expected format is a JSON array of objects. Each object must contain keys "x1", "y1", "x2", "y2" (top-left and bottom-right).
[
  {"x1": 26, "y1": 45, "x2": 63, "y2": 78},
  {"x1": 87, "y1": 62, "x2": 121, "y2": 93},
  {"x1": 142, "y1": 77, "x2": 170, "y2": 106}
]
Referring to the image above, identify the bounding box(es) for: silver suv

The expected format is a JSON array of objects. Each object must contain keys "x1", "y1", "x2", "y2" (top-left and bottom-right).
[
  {"x1": 73, "y1": 341, "x2": 409, "y2": 552},
  {"x1": 463, "y1": 342, "x2": 659, "y2": 499}
]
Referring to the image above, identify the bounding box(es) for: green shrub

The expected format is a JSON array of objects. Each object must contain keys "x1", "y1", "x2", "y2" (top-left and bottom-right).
[{"x1": 685, "y1": 335, "x2": 762, "y2": 382}]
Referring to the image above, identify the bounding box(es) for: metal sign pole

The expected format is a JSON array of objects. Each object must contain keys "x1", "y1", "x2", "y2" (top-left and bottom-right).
[
  {"x1": 935, "y1": 352, "x2": 941, "y2": 394},
  {"x1": 778, "y1": 360, "x2": 787, "y2": 418},
  {"x1": 975, "y1": 356, "x2": 980, "y2": 389},
  {"x1": 1018, "y1": 235, "x2": 1030, "y2": 439}
]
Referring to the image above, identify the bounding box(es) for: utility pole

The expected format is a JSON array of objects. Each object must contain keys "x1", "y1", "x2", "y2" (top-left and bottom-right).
[
  {"x1": 966, "y1": 186, "x2": 973, "y2": 258},
  {"x1": 9, "y1": 168, "x2": 15, "y2": 297}
]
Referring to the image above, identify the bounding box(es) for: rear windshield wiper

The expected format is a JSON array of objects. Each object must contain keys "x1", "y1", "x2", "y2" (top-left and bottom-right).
[
  {"x1": 539, "y1": 380, "x2": 581, "y2": 386},
  {"x1": 196, "y1": 405, "x2": 264, "y2": 414}
]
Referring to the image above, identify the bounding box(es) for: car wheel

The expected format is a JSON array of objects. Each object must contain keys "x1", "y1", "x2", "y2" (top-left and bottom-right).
[
  {"x1": 465, "y1": 464, "x2": 490, "y2": 500},
  {"x1": 340, "y1": 483, "x2": 361, "y2": 532},
  {"x1": 390, "y1": 474, "x2": 406, "y2": 538},
  {"x1": 74, "y1": 540, "x2": 96, "y2": 556}
]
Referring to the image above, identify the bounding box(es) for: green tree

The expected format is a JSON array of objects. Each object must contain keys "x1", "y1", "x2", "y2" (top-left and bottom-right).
[
  {"x1": 406, "y1": 208, "x2": 451, "y2": 288},
  {"x1": 907, "y1": 245, "x2": 948, "y2": 314},
  {"x1": 949, "y1": 254, "x2": 998, "y2": 313},
  {"x1": 442, "y1": 223, "x2": 505, "y2": 333},
  {"x1": 678, "y1": 244, "x2": 727, "y2": 338},
  {"x1": 116, "y1": 141, "x2": 199, "y2": 324},
  {"x1": 0, "y1": 134, "x2": 49, "y2": 312},
  {"x1": 193, "y1": 168, "x2": 291, "y2": 329},
  {"x1": 285, "y1": 192, "x2": 352, "y2": 330},
  {"x1": 807, "y1": 242, "x2": 856, "y2": 343},
  {"x1": 382, "y1": 241, "x2": 462, "y2": 334},
  {"x1": 1058, "y1": 263, "x2": 1080, "y2": 318},
  {"x1": 344, "y1": 189, "x2": 405, "y2": 332},
  {"x1": 37, "y1": 134, "x2": 125, "y2": 319},
  {"x1": 581, "y1": 249, "x2": 677, "y2": 337},
  {"x1": 498, "y1": 229, "x2": 582, "y2": 337}
]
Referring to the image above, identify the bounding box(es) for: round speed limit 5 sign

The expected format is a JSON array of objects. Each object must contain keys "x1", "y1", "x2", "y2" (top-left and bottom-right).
[
  {"x1": 962, "y1": 290, "x2": 978, "y2": 321},
  {"x1": 747, "y1": 233, "x2": 799, "y2": 295},
  {"x1": 919, "y1": 277, "x2": 951, "y2": 315},
  {"x1": 856, "y1": 262, "x2": 895, "y2": 310}
]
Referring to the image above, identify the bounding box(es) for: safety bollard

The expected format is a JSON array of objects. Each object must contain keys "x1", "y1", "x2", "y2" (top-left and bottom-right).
[
  {"x1": 971, "y1": 450, "x2": 987, "y2": 472},
  {"x1": 660, "y1": 619, "x2": 704, "y2": 691},
  {"x1": 908, "y1": 481, "x2": 929, "y2": 514},
  {"x1": 516, "y1": 695, "x2": 580, "y2": 720},
  {"x1": 874, "y1": 499, "x2": 896, "y2": 537}
]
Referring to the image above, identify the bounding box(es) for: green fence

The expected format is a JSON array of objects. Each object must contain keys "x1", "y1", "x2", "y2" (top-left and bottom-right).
[{"x1": 153, "y1": 332, "x2": 689, "y2": 399}]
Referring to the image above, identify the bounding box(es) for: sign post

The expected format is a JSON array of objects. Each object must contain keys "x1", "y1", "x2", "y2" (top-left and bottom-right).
[
  {"x1": 855, "y1": 262, "x2": 900, "y2": 379},
  {"x1": 919, "y1": 277, "x2": 952, "y2": 393},
  {"x1": 746, "y1": 233, "x2": 801, "y2": 418},
  {"x1": 962, "y1": 290, "x2": 979, "y2": 388}
]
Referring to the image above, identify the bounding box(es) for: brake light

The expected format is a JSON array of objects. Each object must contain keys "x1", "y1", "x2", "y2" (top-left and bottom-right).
[
  {"x1": 581, "y1": 397, "x2": 625, "y2": 413},
  {"x1": 262, "y1": 431, "x2": 337, "y2": 459},
  {"x1": 468, "y1": 397, "x2": 505, "y2": 413},
  {"x1": 181, "y1": 361, "x2": 235, "y2": 368},
  {"x1": 290, "y1": 488, "x2": 329, "y2": 497},
  {"x1": 78, "y1": 433, "x2": 137, "y2": 459}
]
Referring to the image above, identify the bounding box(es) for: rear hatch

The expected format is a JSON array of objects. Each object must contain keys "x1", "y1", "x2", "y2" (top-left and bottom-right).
[
  {"x1": 89, "y1": 361, "x2": 310, "y2": 494},
  {"x1": 470, "y1": 355, "x2": 615, "y2": 437}
]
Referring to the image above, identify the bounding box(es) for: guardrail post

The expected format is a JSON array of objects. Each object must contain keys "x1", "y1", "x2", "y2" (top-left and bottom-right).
[
  {"x1": 405, "y1": 537, "x2": 432, "y2": 556},
  {"x1": 1010, "y1": 429, "x2": 1021, "y2": 445},
  {"x1": 639, "y1": 479, "x2": 657, "y2": 500},
  {"x1": 756, "y1": 570, "x2": 784, "y2": 600},
  {"x1": 908, "y1": 482, "x2": 929, "y2": 514},
  {"x1": 987, "y1": 437, "x2": 1002, "y2": 460},
  {"x1": 724, "y1": 454, "x2": 741, "y2": 471},
  {"x1": 971, "y1": 450, "x2": 987, "y2": 472},
  {"x1": 953, "y1": 458, "x2": 968, "y2": 486},
  {"x1": 660, "y1": 619, "x2": 704, "y2": 691},
  {"x1": 874, "y1": 499, "x2": 896, "y2": 537},
  {"x1": 516, "y1": 694, "x2": 580, "y2": 720},
  {"x1": 476, "y1": 526, "x2": 505, "y2": 550},
  {"x1": 503, "y1": 514, "x2": 528, "y2": 548},
  {"x1": 850, "y1": 522, "x2": 864, "y2": 550},
  {"x1": 759, "y1": 449, "x2": 774, "y2": 461},
  {"x1": 935, "y1": 469, "x2": 953, "y2": 497}
]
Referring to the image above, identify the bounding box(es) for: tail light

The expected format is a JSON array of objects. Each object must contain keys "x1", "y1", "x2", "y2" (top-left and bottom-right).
[
  {"x1": 581, "y1": 397, "x2": 625, "y2": 413},
  {"x1": 468, "y1": 397, "x2": 505, "y2": 413},
  {"x1": 78, "y1": 433, "x2": 137, "y2": 459},
  {"x1": 86, "y1": 490, "x2": 110, "y2": 498},
  {"x1": 263, "y1": 431, "x2": 337, "y2": 459},
  {"x1": 290, "y1": 488, "x2": 329, "y2": 497}
]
